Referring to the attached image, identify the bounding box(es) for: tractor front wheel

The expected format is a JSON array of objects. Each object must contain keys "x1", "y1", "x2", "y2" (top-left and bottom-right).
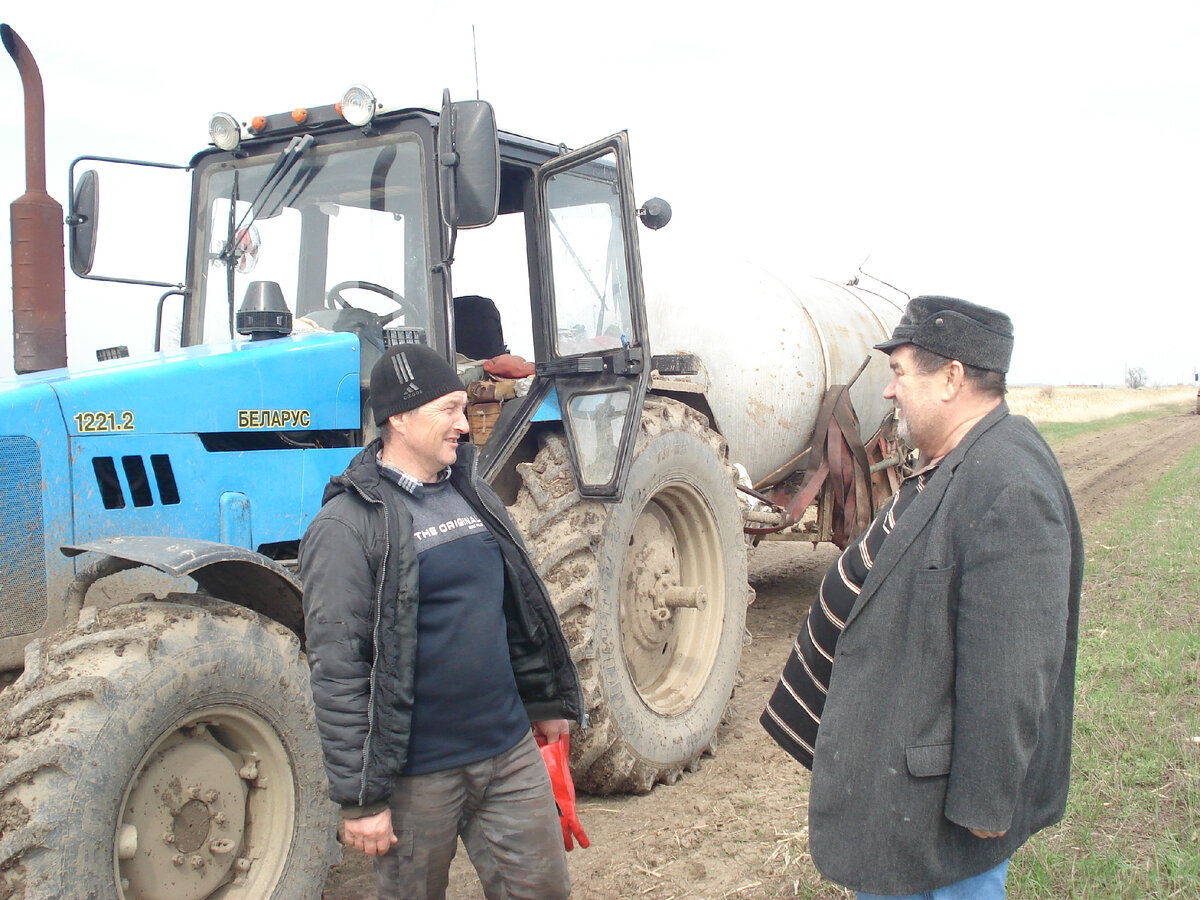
[
  {"x1": 0, "y1": 597, "x2": 338, "y2": 900},
  {"x1": 508, "y1": 397, "x2": 749, "y2": 794}
]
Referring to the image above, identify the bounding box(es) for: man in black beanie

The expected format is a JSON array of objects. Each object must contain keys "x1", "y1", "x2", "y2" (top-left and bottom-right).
[
  {"x1": 762, "y1": 297, "x2": 1083, "y2": 899},
  {"x1": 300, "y1": 343, "x2": 583, "y2": 900}
]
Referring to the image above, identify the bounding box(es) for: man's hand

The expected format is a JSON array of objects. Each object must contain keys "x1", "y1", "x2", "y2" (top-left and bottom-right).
[
  {"x1": 968, "y1": 827, "x2": 1007, "y2": 839},
  {"x1": 343, "y1": 809, "x2": 398, "y2": 857},
  {"x1": 533, "y1": 718, "x2": 570, "y2": 743}
]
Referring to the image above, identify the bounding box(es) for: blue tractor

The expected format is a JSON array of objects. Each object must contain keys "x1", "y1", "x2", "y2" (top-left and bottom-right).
[{"x1": 1, "y1": 24, "x2": 749, "y2": 899}]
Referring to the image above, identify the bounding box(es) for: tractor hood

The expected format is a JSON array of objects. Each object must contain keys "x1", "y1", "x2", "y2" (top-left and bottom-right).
[{"x1": 1, "y1": 332, "x2": 365, "y2": 436}]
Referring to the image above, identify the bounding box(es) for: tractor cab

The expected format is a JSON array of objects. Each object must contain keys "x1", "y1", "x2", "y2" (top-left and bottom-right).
[{"x1": 70, "y1": 87, "x2": 665, "y2": 506}]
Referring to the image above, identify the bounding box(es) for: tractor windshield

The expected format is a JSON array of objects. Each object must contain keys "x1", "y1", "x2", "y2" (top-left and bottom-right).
[{"x1": 187, "y1": 134, "x2": 429, "y2": 348}]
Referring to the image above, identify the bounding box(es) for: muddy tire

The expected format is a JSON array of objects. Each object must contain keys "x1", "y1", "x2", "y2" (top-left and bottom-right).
[
  {"x1": 509, "y1": 397, "x2": 748, "y2": 794},
  {"x1": 0, "y1": 597, "x2": 338, "y2": 900}
]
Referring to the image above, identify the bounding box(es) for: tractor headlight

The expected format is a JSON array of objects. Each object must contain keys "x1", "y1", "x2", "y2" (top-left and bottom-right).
[
  {"x1": 338, "y1": 85, "x2": 377, "y2": 127},
  {"x1": 208, "y1": 113, "x2": 241, "y2": 151}
]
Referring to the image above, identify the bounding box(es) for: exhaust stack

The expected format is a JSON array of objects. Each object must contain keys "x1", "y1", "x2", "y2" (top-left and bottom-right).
[{"x1": 3, "y1": 23, "x2": 66, "y2": 374}]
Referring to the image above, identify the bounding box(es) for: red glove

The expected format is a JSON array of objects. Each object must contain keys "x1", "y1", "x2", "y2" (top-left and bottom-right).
[{"x1": 536, "y1": 734, "x2": 590, "y2": 851}]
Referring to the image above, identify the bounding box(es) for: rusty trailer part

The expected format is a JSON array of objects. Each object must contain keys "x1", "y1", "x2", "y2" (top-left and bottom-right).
[{"x1": 747, "y1": 385, "x2": 905, "y2": 547}]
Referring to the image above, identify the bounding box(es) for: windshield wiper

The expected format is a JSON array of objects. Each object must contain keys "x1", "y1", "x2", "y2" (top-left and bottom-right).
[
  {"x1": 225, "y1": 170, "x2": 239, "y2": 337},
  {"x1": 218, "y1": 134, "x2": 315, "y2": 267}
]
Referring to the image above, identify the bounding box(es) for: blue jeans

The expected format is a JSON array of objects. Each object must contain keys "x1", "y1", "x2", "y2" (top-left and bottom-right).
[
  {"x1": 373, "y1": 731, "x2": 569, "y2": 900},
  {"x1": 857, "y1": 858, "x2": 1009, "y2": 900}
]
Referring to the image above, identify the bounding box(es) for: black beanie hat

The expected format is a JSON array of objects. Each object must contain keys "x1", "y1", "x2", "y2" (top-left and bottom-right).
[{"x1": 369, "y1": 344, "x2": 465, "y2": 426}]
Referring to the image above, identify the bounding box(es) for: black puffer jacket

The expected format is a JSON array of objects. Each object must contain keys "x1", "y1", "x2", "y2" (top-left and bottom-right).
[{"x1": 299, "y1": 439, "x2": 584, "y2": 816}]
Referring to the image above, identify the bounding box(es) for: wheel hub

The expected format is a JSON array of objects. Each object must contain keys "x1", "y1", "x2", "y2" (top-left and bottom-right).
[
  {"x1": 173, "y1": 799, "x2": 212, "y2": 853},
  {"x1": 620, "y1": 502, "x2": 711, "y2": 701},
  {"x1": 618, "y1": 483, "x2": 729, "y2": 717},
  {"x1": 622, "y1": 508, "x2": 680, "y2": 669},
  {"x1": 118, "y1": 727, "x2": 248, "y2": 900}
]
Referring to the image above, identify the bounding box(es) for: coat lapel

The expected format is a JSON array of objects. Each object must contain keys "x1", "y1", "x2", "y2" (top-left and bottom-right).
[{"x1": 842, "y1": 401, "x2": 1011, "y2": 629}]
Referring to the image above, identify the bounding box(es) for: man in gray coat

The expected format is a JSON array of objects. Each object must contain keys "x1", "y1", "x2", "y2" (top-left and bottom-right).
[{"x1": 764, "y1": 297, "x2": 1083, "y2": 898}]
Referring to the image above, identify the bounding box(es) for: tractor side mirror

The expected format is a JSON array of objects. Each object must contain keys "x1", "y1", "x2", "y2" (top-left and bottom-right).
[
  {"x1": 438, "y1": 90, "x2": 499, "y2": 229},
  {"x1": 68, "y1": 168, "x2": 99, "y2": 276},
  {"x1": 637, "y1": 197, "x2": 672, "y2": 230}
]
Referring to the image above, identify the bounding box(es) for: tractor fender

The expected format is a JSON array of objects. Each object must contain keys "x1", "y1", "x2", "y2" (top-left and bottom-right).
[{"x1": 61, "y1": 536, "x2": 305, "y2": 639}]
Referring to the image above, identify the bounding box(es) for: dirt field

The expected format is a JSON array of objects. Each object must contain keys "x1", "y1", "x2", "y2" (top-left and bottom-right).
[{"x1": 323, "y1": 404, "x2": 1200, "y2": 900}]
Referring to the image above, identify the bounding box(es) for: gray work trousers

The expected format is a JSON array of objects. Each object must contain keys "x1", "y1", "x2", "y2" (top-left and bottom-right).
[{"x1": 374, "y1": 731, "x2": 570, "y2": 900}]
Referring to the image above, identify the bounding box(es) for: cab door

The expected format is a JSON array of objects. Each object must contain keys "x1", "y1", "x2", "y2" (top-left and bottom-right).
[{"x1": 533, "y1": 133, "x2": 650, "y2": 500}]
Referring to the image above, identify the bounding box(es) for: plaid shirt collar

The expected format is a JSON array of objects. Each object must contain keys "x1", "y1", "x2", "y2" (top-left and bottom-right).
[{"x1": 375, "y1": 451, "x2": 451, "y2": 499}]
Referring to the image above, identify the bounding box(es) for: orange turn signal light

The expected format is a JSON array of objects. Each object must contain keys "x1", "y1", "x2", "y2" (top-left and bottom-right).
[{"x1": 291, "y1": 108, "x2": 308, "y2": 125}]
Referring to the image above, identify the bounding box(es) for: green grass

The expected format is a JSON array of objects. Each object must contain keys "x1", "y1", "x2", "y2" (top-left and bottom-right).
[
  {"x1": 1036, "y1": 403, "x2": 1192, "y2": 449},
  {"x1": 1008, "y1": 443, "x2": 1200, "y2": 898}
]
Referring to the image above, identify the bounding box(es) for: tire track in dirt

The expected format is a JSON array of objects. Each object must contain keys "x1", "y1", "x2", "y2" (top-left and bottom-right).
[{"x1": 1052, "y1": 413, "x2": 1200, "y2": 527}]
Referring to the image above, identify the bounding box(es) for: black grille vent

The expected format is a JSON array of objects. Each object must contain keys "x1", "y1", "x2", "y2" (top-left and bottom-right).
[
  {"x1": 92, "y1": 454, "x2": 182, "y2": 509},
  {"x1": 0, "y1": 436, "x2": 48, "y2": 638}
]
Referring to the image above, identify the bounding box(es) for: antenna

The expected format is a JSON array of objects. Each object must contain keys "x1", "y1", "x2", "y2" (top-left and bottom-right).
[
  {"x1": 472, "y1": 24, "x2": 480, "y2": 100},
  {"x1": 854, "y1": 256, "x2": 911, "y2": 301}
]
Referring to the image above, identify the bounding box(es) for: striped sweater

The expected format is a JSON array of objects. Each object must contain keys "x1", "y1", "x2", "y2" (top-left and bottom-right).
[{"x1": 760, "y1": 468, "x2": 934, "y2": 769}]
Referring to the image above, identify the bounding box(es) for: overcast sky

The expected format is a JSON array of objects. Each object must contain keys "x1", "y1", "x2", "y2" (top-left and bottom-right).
[{"x1": 2, "y1": 2, "x2": 1197, "y2": 385}]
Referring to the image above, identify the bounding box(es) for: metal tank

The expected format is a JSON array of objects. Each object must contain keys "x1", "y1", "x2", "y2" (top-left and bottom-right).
[{"x1": 646, "y1": 260, "x2": 904, "y2": 486}]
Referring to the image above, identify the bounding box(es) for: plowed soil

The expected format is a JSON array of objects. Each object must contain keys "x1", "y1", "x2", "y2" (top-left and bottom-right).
[{"x1": 323, "y1": 410, "x2": 1200, "y2": 900}]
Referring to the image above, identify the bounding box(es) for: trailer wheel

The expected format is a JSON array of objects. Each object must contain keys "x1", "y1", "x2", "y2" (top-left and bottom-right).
[
  {"x1": 0, "y1": 598, "x2": 338, "y2": 900},
  {"x1": 509, "y1": 397, "x2": 748, "y2": 794}
]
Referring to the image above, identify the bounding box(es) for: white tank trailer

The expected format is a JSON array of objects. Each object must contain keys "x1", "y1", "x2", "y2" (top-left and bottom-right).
[{"x1": 646, "y1": 259, "x2": 905, "y2": 490}]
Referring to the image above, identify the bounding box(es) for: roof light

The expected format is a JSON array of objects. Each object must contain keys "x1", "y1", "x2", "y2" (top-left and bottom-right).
[
  {"x1": 249, "y1": 115, "x2": 267, "y2": 135},
  {"x1": 291, "y1": 108, "x2": 308, "y2": 125},
  {"x1": 208, "y1": 112, "x2": 241, "y2": 151},
  {"x1": 339, "y1": 84, "x2": 377, "y2": 127}
]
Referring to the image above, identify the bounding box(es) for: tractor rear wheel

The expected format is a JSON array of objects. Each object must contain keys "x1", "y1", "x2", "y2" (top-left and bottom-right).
[
  {"x1": 0, "y1": 597, "x2": 338, "y2": 900},
  {"x1": 508, "y1": 397, "x2": 748, "y2": 794}
]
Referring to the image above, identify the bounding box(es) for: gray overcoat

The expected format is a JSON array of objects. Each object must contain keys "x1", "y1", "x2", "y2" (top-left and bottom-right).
[{"x1": 808, "y1": 401, "x2": 1084, "y2": 895}]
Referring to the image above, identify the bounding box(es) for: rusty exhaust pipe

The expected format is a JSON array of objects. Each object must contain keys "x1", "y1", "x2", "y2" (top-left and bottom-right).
[{"x1": 3, "y1": 23, "x2": 66, "y2": 374}]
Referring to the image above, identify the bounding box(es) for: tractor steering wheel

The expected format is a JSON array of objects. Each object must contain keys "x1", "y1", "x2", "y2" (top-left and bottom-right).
[{"x1": 326, "y1": 280, "x2": 418, "y2": 326}]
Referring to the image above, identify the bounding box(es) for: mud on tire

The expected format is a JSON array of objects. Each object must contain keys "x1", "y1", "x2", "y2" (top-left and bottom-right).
[
  {"x1": 508, "y1": 397, "x2": 749, "y2": 794},
  {"x1": 0, "y1": 597, "x2": 338, "y2": 900}
]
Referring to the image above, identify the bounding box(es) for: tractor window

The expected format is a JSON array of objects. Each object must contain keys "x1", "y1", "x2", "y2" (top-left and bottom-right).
[
  {"x1": 544, "y1": 151, "x2": 632, "y2": 357},
  {"x1": 325, "y1": 206, "x2": 411, "y2": 319},
  {"x1": 451, "y1": 211, "x2": 535, "y2": 360},
  {"x1": 564, "y1": 389, "x2": 630, "y2": 485},
  {"x1": 191, "y1": 135, "x2": 428, "y2": 346},
  {"x1": 202, "y1": 200, "x2": 302, "y2": 342}
]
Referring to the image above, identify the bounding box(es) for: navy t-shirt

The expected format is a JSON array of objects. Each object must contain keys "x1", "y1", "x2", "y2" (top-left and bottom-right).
[{"x1": 390, "y1": 476, "x2": 530, "y2": 775}]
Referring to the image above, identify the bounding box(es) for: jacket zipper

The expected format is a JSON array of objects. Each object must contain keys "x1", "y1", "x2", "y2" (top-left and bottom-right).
[
  {"x1": 459, "y1": 450, "x2": 588, "y2": 726},
  {"x1": 342, "y1": 472, "x2": 390, "y2": 806}
]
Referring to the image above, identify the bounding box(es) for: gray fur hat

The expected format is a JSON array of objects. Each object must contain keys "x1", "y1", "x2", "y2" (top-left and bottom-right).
[{"x1": 874, "y1": 296, "x2": 1014, "y2": 373}]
